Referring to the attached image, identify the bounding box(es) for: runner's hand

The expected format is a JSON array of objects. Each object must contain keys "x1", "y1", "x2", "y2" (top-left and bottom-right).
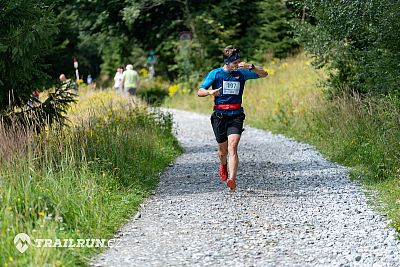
[
  {"x1": 209, "y1": 87, "x2": 221, "y2": 96},
  {"x1": 238, "y1": 62, "x2": 251, "y2": 69}
]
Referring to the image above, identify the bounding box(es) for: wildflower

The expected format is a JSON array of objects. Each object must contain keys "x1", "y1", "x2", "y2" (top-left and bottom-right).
[
  {"x1": 265, "y1": 68, "x2": 275, "y2": 76},
  {"x1": 8, "y1": 257, "x2": 13, "y2": 262},
  {"x1": 139, "y1": 68, "x2": 148, "y2": 78},
  {"x1": 38, "y1": 211, "x2": 45, "y2": 217},
  {"x1": 168, "y1": 84, "x2": 179, "y2": 96}
]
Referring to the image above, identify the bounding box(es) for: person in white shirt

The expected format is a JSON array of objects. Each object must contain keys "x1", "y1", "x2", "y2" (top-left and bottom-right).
[{"x1": 114, "y1": 65, "x2": 124, "y2": 93}]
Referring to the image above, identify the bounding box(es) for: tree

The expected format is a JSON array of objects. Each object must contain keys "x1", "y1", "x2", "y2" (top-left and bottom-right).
[
  {"x1": 254, "y1": 0, "x2": 299, "y2": 59},
  {"x1": 120, "y1": 0, "x2": 299, "y2": 81},
  {"x1": 0, "y1": 0, "x2": 59, "y2": 109},
  {"x1": 295, "y1": 0, "x2": 400, "y2": 97}
]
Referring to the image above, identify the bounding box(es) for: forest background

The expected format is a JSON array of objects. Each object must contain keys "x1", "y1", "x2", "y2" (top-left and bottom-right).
[{"x1": 2, "y1": 0, "x2": 400, "y2": 109}]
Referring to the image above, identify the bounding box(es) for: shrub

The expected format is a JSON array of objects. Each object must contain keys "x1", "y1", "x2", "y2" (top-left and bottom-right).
[
  {"x1": 137, "y1": 79, "x2": 169, "y2": 106},
  {"x1": 295, "y1": 0, "x2": 400, "y2": 98}
]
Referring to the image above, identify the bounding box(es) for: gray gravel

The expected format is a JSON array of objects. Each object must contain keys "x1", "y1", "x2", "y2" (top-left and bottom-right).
[{"x1": 91, "y1": 109, "x2": 400, "y2": 267}]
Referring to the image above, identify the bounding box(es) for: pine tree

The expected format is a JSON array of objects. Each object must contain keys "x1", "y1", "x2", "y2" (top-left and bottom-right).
[
  {"x1": 240, "y1": 0, "x2": 299, "y2": 61},
  {"x1": 0, "y1": 0, "x2": 58, "y2": 110}
]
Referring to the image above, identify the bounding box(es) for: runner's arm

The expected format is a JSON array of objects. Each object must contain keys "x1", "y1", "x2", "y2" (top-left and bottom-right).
[
  {"x1": 252, "y1": 65, "x2": 268, "y2": 78},
  {"x1": 198, "y1": 70, "x2": 218, "y2": 97},
  {"x1": 198, "y1": 87, "x2": 221, "y2": 97},
  {"x1": 239, "y1": 62, "x2": 268, "y2": 78}
]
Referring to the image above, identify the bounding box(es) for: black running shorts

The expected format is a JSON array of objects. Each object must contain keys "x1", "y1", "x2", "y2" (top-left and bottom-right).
[
  {"x1": 210, "y1": 112, "x2": 245, "y2": 143},
  {"x1": 127, "y1": 87, "x2": 137, "y2": 95}
]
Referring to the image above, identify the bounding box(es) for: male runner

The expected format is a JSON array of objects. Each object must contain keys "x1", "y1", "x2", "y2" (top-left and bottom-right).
[{"x1": 197, "y1": 45, "x2": 268, "y2": 190}]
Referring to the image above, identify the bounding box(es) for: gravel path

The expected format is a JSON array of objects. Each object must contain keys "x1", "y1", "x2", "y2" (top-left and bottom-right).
[{"x1": 92, "y1": 109, "x2": 399, "y2": 267}]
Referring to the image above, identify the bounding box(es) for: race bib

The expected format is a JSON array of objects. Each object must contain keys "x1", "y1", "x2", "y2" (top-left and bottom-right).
[{"x1": 222, "y1": 81, "x2": 240, "y2": 95}]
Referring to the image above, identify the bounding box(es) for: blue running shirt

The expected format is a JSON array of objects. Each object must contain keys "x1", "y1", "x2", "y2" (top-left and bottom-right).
[{"x1": 200, "y1": 67, "x2": 259, "y2": 115}]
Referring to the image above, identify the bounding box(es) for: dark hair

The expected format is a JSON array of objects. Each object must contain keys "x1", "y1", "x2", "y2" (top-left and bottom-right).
[
  {"x1": 223, "y1": 45, "x2": 240, "y2": 60},
  {"x1": 118, "y1": 64, "x2": 125, "y2": 70}
]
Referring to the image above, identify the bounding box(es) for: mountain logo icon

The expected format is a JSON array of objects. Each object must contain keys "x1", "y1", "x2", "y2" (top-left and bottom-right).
[{"x1": 14, "y1": 233, "x2": 31, "y2": 253}]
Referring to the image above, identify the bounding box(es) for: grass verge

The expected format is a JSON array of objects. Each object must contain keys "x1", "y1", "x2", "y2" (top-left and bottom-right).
[{"x1": 0, "y1": 88, "x2": 181, "y2": 266}]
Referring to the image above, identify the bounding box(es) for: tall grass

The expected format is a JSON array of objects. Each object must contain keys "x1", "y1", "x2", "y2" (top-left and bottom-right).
[
  {"x1": 165, "y1": 53, "x2": 400, "y2": 233},
  {"x1": 0, "y1": 88, "x2": 181, "y2": 266}
]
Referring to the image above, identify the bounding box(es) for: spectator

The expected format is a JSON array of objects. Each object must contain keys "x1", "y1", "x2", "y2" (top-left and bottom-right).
[
  {"x1": 113, "y1": 65, "x2": 124, "y2": 93},
  {"x1": 59, "y1": 73, "x2": 78, "y2": 90},
  {"x1": 87, "y1": 74, "x2": 93, "y2": 85},
  {"x1": 121, "y1": 64, "x2": 140, "y2": 95}
]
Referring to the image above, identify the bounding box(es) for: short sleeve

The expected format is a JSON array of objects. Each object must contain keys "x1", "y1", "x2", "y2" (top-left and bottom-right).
[
  {"x1": 240, "y1": 69, "x2": 259, "y2": 80},
  {"x1": 199, "y1": 69, "x2": 217, "y2": 89}
]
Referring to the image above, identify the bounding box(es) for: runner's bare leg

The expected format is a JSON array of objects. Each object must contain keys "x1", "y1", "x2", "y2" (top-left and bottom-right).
[
  {"x1": 218, "y1": 141, "x2": 228, "y2": 165},
  {"x1": 227, "y1": 134, "x2": 241, "y2": 179}
]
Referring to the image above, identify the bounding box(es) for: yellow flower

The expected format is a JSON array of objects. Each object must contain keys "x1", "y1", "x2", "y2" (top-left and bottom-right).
[
  {"x1": 139, "y1": 68, "x2": 148, "y2": 78},
  {"x1": 17, "y1": 197, "x2": 20, "y2": 202},
  {"x1": 39, "y1": 211, "x2": 45, "y2": 217},
  {"x1": 8, "y1": 257, "x2": 13, "y2": 262},
  {"x1": 4, "y1": 262, "x2": 9, "y2": 267},
  {"x1": 168, "y1": 84, "x2": 179, "y2": 96},
  {"x1": 265, "y1": 68, "x2": 275, "y2": 76}
]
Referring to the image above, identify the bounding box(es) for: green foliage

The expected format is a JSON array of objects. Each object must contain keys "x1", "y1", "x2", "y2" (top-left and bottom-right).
[
  {"x1": 137, "y1": 80, "x2": 169, "y2": 106},
  {"x1": 99, "y1": 37, "x2": 128, "y2": 76},
  {"x1": 18, "y1": 0, "x2": 298, "y2": 86},
  {"x1": 117, "y1": 0, "x2": 298, "y2": 80},
  {"x1": 172, "y1": 39, "x2": 208, "y2": 89},
  {"x1": 1, "y1": 83, "x2": 77, "y2": 131},
  {"x1": 0, "y1": 0, "x2": 300, "y2": 110},
  {"x1": 0, "y1": 0, "x2": 58, "y2": 108},
  {"x1": 241, "y1": 0, "x2": 299, "y2": 61},
  {"x1": 49, "y1": 1, "x2": 105, "y2": 81},
  {"x1": 0, "y1": 0, "x2": 301, "y2": 127},
  {"x1": 295, "y1": 0, "x2": 400, "y2": 97}
]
